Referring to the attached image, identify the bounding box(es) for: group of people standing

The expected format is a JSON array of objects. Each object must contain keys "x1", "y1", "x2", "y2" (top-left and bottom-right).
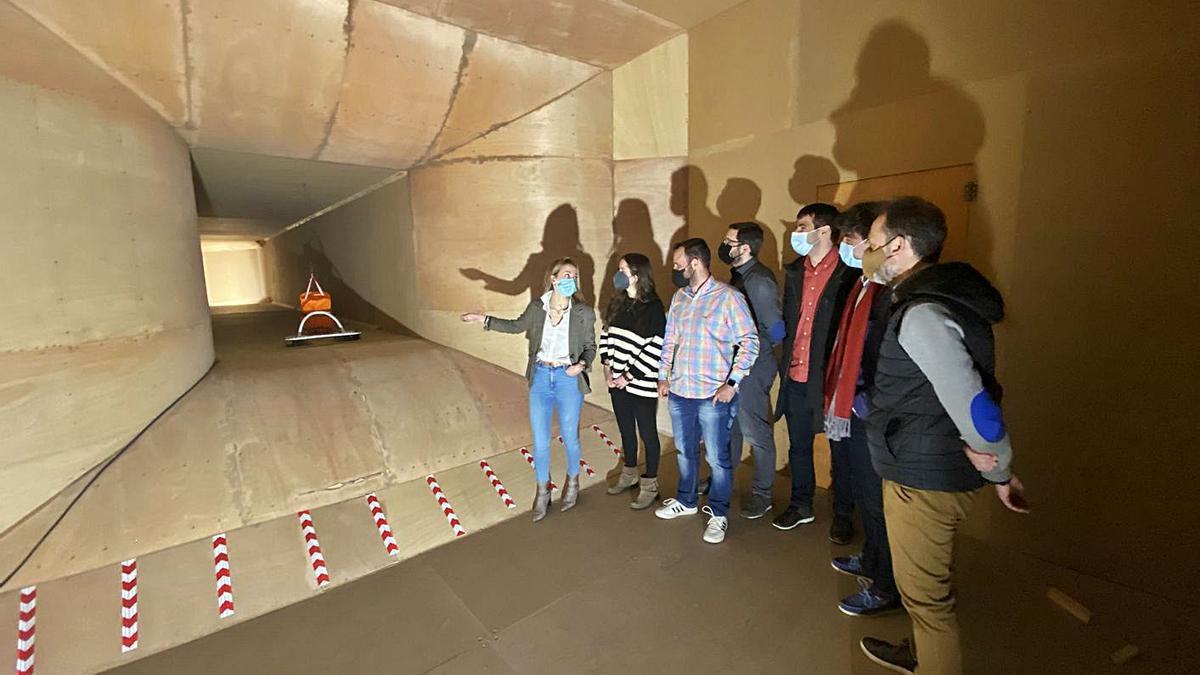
[{"x1": 462, "y1": 196, "x2": 1029, "y2": 675}]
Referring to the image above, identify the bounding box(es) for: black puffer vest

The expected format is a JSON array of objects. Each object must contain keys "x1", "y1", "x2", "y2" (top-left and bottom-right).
[
  {"x1": 867, "y1": 263, "x2": 1005, "y2": 492},
  {"x1": 731, "y1": 259, "x2": 778, "y2": 353}
]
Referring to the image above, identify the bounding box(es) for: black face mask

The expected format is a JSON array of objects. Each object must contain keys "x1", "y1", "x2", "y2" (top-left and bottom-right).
[
  {"x1": 717, "y1": 242, "x2": 736, "y2": 265},
  {"x1": 672, "y1": 268, "x2": 689, "y2": 288}
]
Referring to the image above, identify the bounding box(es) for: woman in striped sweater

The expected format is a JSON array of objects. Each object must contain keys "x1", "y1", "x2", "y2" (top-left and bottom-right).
[{"x1": 599, "y1": 253, "x2": 666, "y2": 510}]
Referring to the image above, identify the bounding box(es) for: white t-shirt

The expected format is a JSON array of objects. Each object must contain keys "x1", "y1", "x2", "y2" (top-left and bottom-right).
[{"x1": 536, "y1": 292, "x2": 571, "y2": 364}]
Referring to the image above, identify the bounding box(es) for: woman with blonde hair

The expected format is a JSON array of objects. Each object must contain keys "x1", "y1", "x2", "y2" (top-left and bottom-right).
[{"x1": 462, "y1": 258, "x2": 596, "y2": 522}]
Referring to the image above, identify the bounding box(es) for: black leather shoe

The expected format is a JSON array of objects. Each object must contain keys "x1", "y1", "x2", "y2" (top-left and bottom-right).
[{"x1": 829, "y1": 514, "x2": 854, "y2": 545}]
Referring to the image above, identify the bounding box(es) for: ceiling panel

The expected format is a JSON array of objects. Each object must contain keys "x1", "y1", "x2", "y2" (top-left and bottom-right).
[{"x1": 191, "y1": 147, "x2": 395, "y2": 224}]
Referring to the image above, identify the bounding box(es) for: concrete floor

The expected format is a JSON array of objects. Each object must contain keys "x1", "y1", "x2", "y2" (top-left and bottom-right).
[{"x1": 102, "y1": 466, "x2": 1193, "y2": 675}]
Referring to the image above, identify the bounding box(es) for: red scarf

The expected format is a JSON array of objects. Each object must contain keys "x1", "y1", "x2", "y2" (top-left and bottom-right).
[{"x1": 823, "y1": 280, "x2": 883, "y2": 440}]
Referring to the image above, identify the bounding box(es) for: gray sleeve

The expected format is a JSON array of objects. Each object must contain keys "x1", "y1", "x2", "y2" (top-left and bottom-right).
[
  {"x1": 898, "y1": 303, "x2": 1013, "y2": 483},
  {"x1": 743, "y1": 275, "x2": 785, "y2": 347}
]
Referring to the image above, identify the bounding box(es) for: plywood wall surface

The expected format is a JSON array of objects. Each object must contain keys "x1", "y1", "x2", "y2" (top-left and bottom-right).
[
  {"x1": 186, "y1": 0, "x2": 349, "y2": 158},
  {"x1": 613, "y1": 34, "x2": 688, "y2": 160},
  {"x1": 378, "y1": 0, "x2": 682, "y2": 68},
  {"x1": 0, "y1": 42, "x2": 213, "y2": 533}
]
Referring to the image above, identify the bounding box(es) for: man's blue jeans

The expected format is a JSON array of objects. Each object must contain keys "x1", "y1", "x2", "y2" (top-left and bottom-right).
[
  {"x1": 529, "y1": 364, "x2": 583, "y2": 483},
  {"x1": 668, "y1": 393, "x2": 738, "y2": 517}
]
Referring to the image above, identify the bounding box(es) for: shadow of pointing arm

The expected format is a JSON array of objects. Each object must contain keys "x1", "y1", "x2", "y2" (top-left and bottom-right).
[{"x1": 459, "y1": 266, "x2": 533, "y2": 296}]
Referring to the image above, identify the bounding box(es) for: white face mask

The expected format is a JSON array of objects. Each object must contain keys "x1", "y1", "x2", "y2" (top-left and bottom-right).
[
  {"x1": 839, "y1": 240, "x2": 863, "y2": 269},
  {"x1": 791, "y1": 230, "x2": 815, "y2": 256}
]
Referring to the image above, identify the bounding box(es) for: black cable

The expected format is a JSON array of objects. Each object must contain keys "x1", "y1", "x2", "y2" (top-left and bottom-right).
[{"x1": 0, "y1": 360, "x2": 216, "y2": 590}]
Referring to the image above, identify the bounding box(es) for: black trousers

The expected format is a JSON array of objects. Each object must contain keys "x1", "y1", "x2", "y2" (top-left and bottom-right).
[
  {"x1": 847, "y1": 414, "x2": 895, "y2": 596},
  {"x1": 609, "y1": 387, "x2": 661, "y2": 477},
  {"x1": 787, "y1": 378, "x2": 854, "y2": 516},
  {"x1": 784, "y1": 378, "x2": 817, "y2": 508}
]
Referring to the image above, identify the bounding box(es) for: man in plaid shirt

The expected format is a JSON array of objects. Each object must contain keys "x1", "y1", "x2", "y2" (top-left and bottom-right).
[{"x1": 655, "y1": 238, "x2": 760, "y2": 544}]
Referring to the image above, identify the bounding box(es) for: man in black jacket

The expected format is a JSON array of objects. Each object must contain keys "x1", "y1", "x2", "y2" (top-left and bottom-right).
[
  {"x1": 773, "y1": 203, "x2": 859, "y2": 532},
  {"x1": 857, "y1": 197, "x2": 1029, "y2": 675},
  {"x1": 720, "y1": 222, "x2": 786, "y2": 519}
]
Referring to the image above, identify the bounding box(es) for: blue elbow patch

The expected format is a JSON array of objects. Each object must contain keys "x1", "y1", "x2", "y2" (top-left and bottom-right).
[
  {"x1": 769, "y1": 320, "x2": 787, "y2": 344},
  {"x1": 970, "y1": 390, "x2": 1006, "y2": 442}
]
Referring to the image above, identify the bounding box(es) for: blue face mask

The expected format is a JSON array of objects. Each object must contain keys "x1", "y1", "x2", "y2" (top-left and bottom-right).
[
  {"x1": 554, "y1": 277, "x2": 578, "y2": 298},
  {"x1": 791, "y1": 231, "x2": 815, "y2": 256},
  {"x1": 839, "y1": 240, "x2": 863, "y2": 269},
  {"x1": 613, "y1": 271, "x2": 630, "y2": 291}
]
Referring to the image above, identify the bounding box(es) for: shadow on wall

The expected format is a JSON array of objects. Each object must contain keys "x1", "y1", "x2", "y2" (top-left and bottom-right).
[
  {"x1": 459, "y1": 203, "x2": 597, "y2": 308},
  {"x1": 598, "y1": 198, "x2": 666, "y2": 314},
  {"x1": 828, "y1": 19, "x2": 991, "y2": 268},
  {"x1": 278, "y1": 238, "x2": 416, "y2": 336},
  {"x1": 782, "y1": 155, "x2": 841, "y2": 266}
]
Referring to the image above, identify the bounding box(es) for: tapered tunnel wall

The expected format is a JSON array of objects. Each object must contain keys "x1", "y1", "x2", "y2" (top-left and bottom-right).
[
  {"x1": 684, "y1": 0, "x2": 1200, "y2": 594},
  {"x1": 0, "y1": 5, "x2": 212, "y2": 534}
]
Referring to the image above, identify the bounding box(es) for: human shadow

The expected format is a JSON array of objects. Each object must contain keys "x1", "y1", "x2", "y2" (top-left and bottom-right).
[
  {"x1": 459, "y1": 203, "x2": 597, "y2": 308},
  {"x1": 667, "y1": 164, "x2": 723, "y2": 264},
  {"x1": 599, "y1": 198, "x2": 666, "y2": 314},
  {"x1": 828, "y1": 19, "x2": 989, "y2": 266}
]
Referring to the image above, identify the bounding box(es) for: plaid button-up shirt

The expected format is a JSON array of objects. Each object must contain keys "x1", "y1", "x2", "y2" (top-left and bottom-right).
[{"x1": 658, "y1": 276, "x2": 760, "y2": 399}]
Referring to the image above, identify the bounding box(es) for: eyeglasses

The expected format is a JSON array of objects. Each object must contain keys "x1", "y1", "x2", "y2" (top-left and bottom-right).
[
  {"x1": 865, "y1": 235, "x2": 900, "y2": 253},
  {"x1": 721, "y1": 238, "x2": 743, "y2": 247}
]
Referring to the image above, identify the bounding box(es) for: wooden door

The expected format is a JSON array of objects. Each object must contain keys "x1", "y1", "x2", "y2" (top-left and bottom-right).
[{"x1": 817, "y1": 164, "x2": 976, "y2": 263}]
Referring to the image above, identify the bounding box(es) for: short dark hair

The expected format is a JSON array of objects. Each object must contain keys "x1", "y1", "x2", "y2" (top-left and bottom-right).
[
  {"x1": 675, "y1": 237, "x2": 711, "y2": 269},
  {"x1": 834, "y1": 201, "x2": 889, "y2": 239},
  {"x1": 796, "y1": 202, "x2": 839, "y2": 229},
  {"x1": 883, "y1": 196, "x2": 947, "y2": 262},
  {"x1": 729, "y1": 222, "x2": 764, "y2": 257}
]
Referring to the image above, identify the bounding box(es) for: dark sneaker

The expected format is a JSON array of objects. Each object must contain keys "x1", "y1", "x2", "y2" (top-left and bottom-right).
[
  {"x1": 829, "y1": 514, "x2": 854, "y2": 545},
  {"x1": 830, "y1": 554, "x2": 872, "y2": 581},
  {"x1": 860, "y1": 637, "x2": 916, "y2": 674},
  {"x1": 771, "y1": 505, "x2": 815, "y2": 530},
  {"x1": 697, "y1": 476, "x2": 710, "y2": 496},
  {"x1": 839, "y1": 580, "x2": 903, "y2": 617},
  {"x1": 740, "y1": 493, "x2": 773, "y2": 519}
]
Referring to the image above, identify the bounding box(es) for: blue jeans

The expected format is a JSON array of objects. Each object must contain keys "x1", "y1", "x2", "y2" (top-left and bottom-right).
[
  {"x1": 668, "y1": 393, "x2": 738, "y2": 517},
  {"x1": 529, "y1": 364, "x2": 584, "y2": 483}
]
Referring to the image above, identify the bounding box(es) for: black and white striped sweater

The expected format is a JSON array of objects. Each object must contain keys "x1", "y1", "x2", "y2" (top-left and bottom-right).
[{"x1": 599, "y1": 298, "x2": 666, "y2": 398}]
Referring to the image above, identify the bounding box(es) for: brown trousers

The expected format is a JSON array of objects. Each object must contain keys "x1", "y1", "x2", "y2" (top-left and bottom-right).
[{"x1": 883, "y1": 479, "x2": 978, "y2": 675}]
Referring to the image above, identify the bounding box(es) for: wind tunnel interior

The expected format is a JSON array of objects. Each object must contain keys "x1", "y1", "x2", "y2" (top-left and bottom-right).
[{"x1": 3, "y1": 0, "x2": 1199, "y2": 673}]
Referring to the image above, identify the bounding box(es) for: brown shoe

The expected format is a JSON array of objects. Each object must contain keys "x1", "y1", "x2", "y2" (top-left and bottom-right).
[
  {"x1": 607, "y1": 466, "x2": 638, "y2": 495},
  {"x1": 532, "y1": 482, "x2": 551, "y2": 522},
  {"x1": 630, "y1": 476, "x2": 659, "y2": 510}
]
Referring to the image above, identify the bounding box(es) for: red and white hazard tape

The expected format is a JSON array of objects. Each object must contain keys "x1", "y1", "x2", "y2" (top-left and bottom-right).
[
  {"x1": 211, "y1": 534, "x2": 234, "y2": 618},
  {"x1": 426, "y1": 475, "x2": 466, "y2": 537},
  {"x1": 297, "y1": 511, "x2": 331, "y2": 588},
  {"x1": 518, "y1": 447, "x2": 557, "y2": 490},
  {"x1": 479, "y1": 461, "x2": 516, "y2": 509},
  {"x1": 579, "y1": 459, "x2": 596, "y2": 477},
  {"x1": 120, "y1": 559, "x2": 139, "y2": 653},
  {"x1": 590, "y1": 425, "x2": 623, "y2": 457},
  {"x1": 365, "y1": 494, "x2": 400, "y2": 556},
  {"x1": 15, "y1": 586, "x2": 35, "y2": 675}
]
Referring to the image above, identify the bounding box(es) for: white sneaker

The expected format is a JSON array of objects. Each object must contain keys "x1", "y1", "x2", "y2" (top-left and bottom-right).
[
  {"x1": 702, "y1": 505, "x2": 728, "y2": 544},
  {"x1": 655, "y1": 498, "x2": 699, "y2": 520}
]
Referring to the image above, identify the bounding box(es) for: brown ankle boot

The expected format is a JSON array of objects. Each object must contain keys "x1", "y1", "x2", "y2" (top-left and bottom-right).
[
  {"x1": 630, "y1": 476, "x2": 659, "y2": 510},
  {"x1": 532, "y1": 482, "x2": 551, "y2": 522},
  {"x1": 560, "y1": 474, "x2": 580, "y2": 512},
  {"x1": 607, "y1": 466, "x2": 639, "y2": 495}
]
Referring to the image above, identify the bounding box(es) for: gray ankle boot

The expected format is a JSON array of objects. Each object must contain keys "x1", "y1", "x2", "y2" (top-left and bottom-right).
[
  {"x1": 607, "y1": 466, "x2": 639, "y2": 495},
  {"x1": 630, "y1": 476, "x2": 659, "y2": 510},
  {"x1": 560, "y1": 474, "x2": 580, "y2": 512},
  {"x1": 532, "y1": 482, "x2": 552, "y2": 522}
]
